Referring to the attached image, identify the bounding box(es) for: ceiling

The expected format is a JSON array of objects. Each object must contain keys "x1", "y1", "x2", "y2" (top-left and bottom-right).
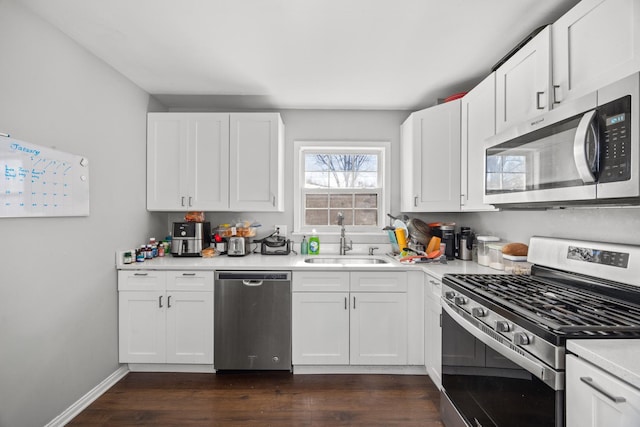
[{"x1": 19, "y1": 0, "x2": 581, "y2": 111}]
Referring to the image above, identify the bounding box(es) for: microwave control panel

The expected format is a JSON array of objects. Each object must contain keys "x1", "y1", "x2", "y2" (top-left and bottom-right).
[{"x1": 600, "y1": 95, "x2": 631, "y2": 183}]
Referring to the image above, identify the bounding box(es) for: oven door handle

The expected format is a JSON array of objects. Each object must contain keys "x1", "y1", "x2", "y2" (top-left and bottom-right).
[{"x1": 442, "y1": 301, "x2": 562, "y2": 390}]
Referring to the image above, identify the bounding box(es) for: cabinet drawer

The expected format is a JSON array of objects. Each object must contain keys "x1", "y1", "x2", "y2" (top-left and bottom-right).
[
  {"x1": 118, "y1": 271, "x2": 165, "y2": 291},
  {"x1": 350, "y1": 271, "x2": 407, "y2": 292},
  {"x1": 292, "y1": 271, "x2": 350, "y2": 292},
  {"x1": 166, "y1": 271, "x2": 214, "y2": 291},
  {"x1": 425, "y1": 274, "x2": 442, "y2": 299}
]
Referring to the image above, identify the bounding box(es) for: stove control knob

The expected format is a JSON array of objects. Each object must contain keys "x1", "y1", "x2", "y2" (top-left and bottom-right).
[
  {"x1": 444, "y1": 291, "x2": 456, "y2": 300},
  {"x1": 514, "y1": 332, "x2": 533, "y2": 346},
  {"x1": 471, "y1": 307, "x2": 488, "y2": 318},
  {"x1": 495, "y1": 321, "x2": 512, "y2": 333},
  {"x1": 454, "y1": 296, "x2": 468, "y2": 306}
]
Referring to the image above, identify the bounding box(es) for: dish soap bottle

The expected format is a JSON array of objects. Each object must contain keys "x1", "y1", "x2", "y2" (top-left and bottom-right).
[
  {"x1": 300, "y1": 235, "x2": 308, "y2": 255},
  {"x1": 308, "y1": 230, "x2": 320, "y2": 255}
]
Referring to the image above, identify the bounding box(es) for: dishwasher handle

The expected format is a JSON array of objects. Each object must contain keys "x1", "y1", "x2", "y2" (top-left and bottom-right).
[
  {"x1": 216, "y1": 271, "x2": 291, "y2": 281},
  {"x1": 243, "y1": 280, "x2": 263, "y2": 286}
]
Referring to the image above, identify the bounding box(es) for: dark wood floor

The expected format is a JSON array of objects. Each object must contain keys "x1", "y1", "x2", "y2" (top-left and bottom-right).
[{"x1": 68, "y1": 372, "x2": 444, "y2": 426}]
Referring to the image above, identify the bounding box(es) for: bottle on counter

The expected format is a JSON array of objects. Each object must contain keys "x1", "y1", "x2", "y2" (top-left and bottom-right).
[
  {"x1": 150, "y1": 238, "x2": 158, "y2": 257},
  {"x1": 123, "y1": 251, "x2": 133, "y2": 264},
  {"x1": 136, "y1": 246, "x2": 145, "y2": 262},
  {"x1": 308, "y1": 230, "x2": 320, "y2": 255},
  {"x1": 300, "y1": 235, "x2": 308, "y2": 255},
  {"x1": 158, "y1": 241, "x2": 165, "y2": 257}
]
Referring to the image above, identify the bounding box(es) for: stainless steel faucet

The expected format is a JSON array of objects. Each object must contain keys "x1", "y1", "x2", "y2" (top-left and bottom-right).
[{"x1": 338, "y1": 212, "x2": 352, "y2": 255}]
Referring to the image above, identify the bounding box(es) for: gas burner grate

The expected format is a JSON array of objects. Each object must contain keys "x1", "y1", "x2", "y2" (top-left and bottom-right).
[{"x1": 447, "y1": 274, "x2": 640, "y2": 336}]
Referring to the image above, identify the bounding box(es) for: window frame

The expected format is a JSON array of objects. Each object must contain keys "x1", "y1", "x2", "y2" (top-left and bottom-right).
[{"x1": 293, "y1": 140, "x2": 390, "y2": 235}]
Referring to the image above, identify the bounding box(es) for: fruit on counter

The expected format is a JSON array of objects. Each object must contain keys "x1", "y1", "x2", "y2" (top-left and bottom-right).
[{"x1": 502, "y1": 242, "x2": 528, "y2": 256}]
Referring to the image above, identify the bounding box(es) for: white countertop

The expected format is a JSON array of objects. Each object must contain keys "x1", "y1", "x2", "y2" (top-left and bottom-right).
[
  {"x1": 116, "y1": 252, "x2": 501, "y2": 277},
  {"x1": 568, "y1": 339, "x2": 640, "y2": 390}
]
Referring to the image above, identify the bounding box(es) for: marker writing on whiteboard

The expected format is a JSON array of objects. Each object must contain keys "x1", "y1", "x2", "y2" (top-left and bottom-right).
[{"x1": 9, "y1": 143, "x2": 40, "y2": 156}]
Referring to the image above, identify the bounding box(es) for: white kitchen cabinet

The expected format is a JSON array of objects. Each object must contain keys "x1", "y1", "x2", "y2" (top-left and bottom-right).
[
  {"x1": 147, "y1": 112, "x2": 284, "y2": 212},
  {"x1": 118, "y1": 271, "x2": 214, "y2": 365},
  {"x1": 424, "y1": 273, "x2": 442, "y2": 390},
  {"x1": 147, "y1": 113, "x2": 229, "y2": 211},
  {"x1": 401, "y1": 99, "x2": 461, "y2": 212},
  {"x1": 229, "y1": 113, "x2": 284, "y2": 211},
  {"x1": 350, "y1": 292, "x2": 407, "y2": 365},
  {"x1": 566, "y1": 353, "x2": 640, "y2": 427},
  {"x1": 460, "y1": 73, "x2": 498, "y2": 212},
  {"x1": 292, "y1": 271, "x2": 408, "y2": 366},
  {"x1": 495, "y1": 26, "x2": 551, "y2": 133},
  {"x1": 552, "y1": 0, "x2": 640, "y2": 106},
  {"x1": 292, "y1": 292, "x2": 350, "y2": 365}
]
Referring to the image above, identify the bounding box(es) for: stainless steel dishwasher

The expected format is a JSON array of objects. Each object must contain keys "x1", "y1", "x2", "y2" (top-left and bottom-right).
[{"x1": 214, "y1": 271, "x2": 291, "y2": 371}]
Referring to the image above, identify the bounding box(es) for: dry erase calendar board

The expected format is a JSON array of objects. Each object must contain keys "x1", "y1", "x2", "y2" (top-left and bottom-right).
[{"x1": 1, "y1": 136, "x2": 89, "y2": 217}]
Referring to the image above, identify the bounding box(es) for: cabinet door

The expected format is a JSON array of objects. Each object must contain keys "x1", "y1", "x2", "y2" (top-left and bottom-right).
[
  {"x1": 424, "y1": 274, "x2": 442, "y2": 389},
  {"x1": 167, "y1": 271, "x2": 214, "y2": 292},
  {"x1": 118, "y1": 291, "x2": 165, "y2": 363},
  {"x1": 566, "y1": 354, "x2": 640, "y2": 427},
  {"x1": 292, "y1": 271, "x2": 350, "y2": 292},
  {"x1": 552, "y1": 0, "x2": 640, "y2": 105},
  {"x1": 350, "y1": 292, "x2": 407, "y2": 365},
  {"x1": 350, "y1": 271, "x2": 407, "y2": 292},
  {"x1": 292, "y1": 292, "x2": 350, "y2": 365},
  {"x1": 401, "y1": 100, "x2": 461, "y2": 212},
  {"x1": 229, "y1": 113, "x2": 284, "y2": 211},
  {"x1": 147, "y1": 113, "x2": 186, "y2": 210},
  {"x1": 118, "y1": 270, "x2": 165, "y2": 291},
  {"x1": 165, "y1": 291, "x2": 214, "y2": 364},
  {"x1": 185, "y1": 113, "x2": 229, "y2": 211},
  {"x1": 461, "y1": 73, "x2": 498, "y2": 212},
  {"x1": 495, "y1": 26, "x2": 551, "y2": 133}
]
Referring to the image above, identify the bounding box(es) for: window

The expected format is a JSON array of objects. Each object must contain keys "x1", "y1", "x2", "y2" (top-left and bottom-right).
[{"x1": 294, "y1": 141, "x2": 389, "y2": 234}]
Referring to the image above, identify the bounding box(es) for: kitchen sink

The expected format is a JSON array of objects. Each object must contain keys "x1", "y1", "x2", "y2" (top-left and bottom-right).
[{"x1": 303, "y1": 257, "x2": 390, "y2": 265}]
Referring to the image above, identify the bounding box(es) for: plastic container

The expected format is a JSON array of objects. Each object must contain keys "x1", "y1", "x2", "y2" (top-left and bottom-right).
[
  {"x1": 488, "y1": 242, "x2": 508, "y2": 270},
  {"x1": 476, "y1": 236, "x2": 500, "y2": 266},
  {"x1": 308, "y1": 230, "x2": 320, "y2": 255},
  {"x1": 503, "y1": 255, "x2": 532, "y2": 275}
]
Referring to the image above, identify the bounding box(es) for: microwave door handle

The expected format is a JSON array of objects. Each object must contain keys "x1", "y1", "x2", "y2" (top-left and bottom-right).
[{"x1": 573, "y1": 110, "x2": 598, "y2": 184}]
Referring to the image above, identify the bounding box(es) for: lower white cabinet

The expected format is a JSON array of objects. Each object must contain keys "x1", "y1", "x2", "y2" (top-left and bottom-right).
[
  {"x1": 424, "y1": 273, "x2": 442, "y2": 389},
  {"x1": 566, "y1": 353, "x2": 640, "y2": 427},
  {"x1": 118, "y1": 271, "x2": 214, "y2": 365},
  {"x1": 292, "y1": 271, "x2": 408, "y2": 366}
]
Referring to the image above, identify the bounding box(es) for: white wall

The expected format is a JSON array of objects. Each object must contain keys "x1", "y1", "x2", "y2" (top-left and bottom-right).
[{"x1": 0, "y1": 2, "x2": 165, "y2": 426}]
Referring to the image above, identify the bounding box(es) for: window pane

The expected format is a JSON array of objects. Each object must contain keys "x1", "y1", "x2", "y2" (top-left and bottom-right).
[
  {"x1": 305, "y1": 209, "x2": 328, "y2": 226},
  {"x1": 356, "y1": 155, "x2": 378, "y2": 172},
  {"x1": 305, "y1": 171, "x2": 329, "y2": 188},
  {"x1": 306, "y1": 194, "x2": 328, "y2": 208},
  {"x1": 330, "y1": 209, "x2": 353, "y2": 225},
  {"x1": 355, "y1": 194, "x2": 377, "y2": 208},
  {"x1": 330, "y1": 194, "x2": 353, "y2": 208},
  {"x1": 353, "y1": 172, "x2": 378, "y2": 188},
  {"x1": 305, "y1": 154, "x2": 330, "y2": 172},
  {"x1": 355, "y1": 209, "x2": 378, "y2": 226}
]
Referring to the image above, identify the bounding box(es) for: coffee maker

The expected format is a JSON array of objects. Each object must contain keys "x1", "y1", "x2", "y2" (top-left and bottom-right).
[
  {"x1": 439, "y1": 225, "x2": 456, "y2": 260},
  {"x1": 171, "y1": 222, "x2": 211, "y2": 257},
  {"x1": 456, "y1": 226, "x2": 474, "y2": 261}
]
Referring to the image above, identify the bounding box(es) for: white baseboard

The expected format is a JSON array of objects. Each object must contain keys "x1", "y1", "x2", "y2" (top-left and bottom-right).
[
  {"x1": 293, "y1": 365, "x2": 427, "y2": 375},
  {"x1": 127, "y1": 363, "x2": 216, "y2": 373},
  {"x1": 45, "y1": 365, "x2": 129, "y2": 427}
]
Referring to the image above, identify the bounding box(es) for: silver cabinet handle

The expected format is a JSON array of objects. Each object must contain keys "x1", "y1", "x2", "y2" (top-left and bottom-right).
[
  {"x1": 536, "y1": 91, "x2": 545, "y2": 110},
  {"x1": 553, "y1": 85, "x2": 561, "y2": 105},
  {"x1": 188, "y1": 196, "x2": 192, "y2": 207},
  {"x1": 353, "y1": 296, "x2": 356, "y2": 309},
  {"x1": 344, "y1": 297, "x2": 348, "y2": 310},
  {"x1": 158, "y1": 295, "x2": 163, "y2": 308},
  {"x1": 414, "y1": 196, "x2": 418, "y2": 207},
  {"x1": 580, "y1": 377, "x2": 626, "y2": 403},
  {"x1": 134, "y1": 273, "x2": 148, "y2": 276},
  {"x1": 167, "y1": 295, "x2": 172, "y2": 308},
  {"x1": 182, "y1": 273, "x2": 196, "y2": 276},
  {"x1": 273, "y1": 195, "x2": 276, "y2": 207},
  {"x1": 181, "y1": 196, "x2": 186, "y2": 207},
  {"x1": 429, "y1": 280, "x2": 440, "y2": 286}
]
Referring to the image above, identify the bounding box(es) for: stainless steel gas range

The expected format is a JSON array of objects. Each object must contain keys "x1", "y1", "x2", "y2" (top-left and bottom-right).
[{"x1": 440, "y1": 236, "x2": 640, "y2": 427}]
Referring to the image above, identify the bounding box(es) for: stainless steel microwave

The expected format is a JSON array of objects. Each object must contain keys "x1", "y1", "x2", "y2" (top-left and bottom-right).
[{"x1": 484, "y1": 72, "x2": 639, "y2": 207}]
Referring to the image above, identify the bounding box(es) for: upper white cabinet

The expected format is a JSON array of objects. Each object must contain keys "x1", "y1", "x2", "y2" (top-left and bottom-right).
[
  {"x1": 401, "y1": 99, "x2": 461, "y2": 212},
  {"x1": 229, "y1": 113, "x2": 284, "y2": 211},
  {"x1": 495, "y1": 26, "x2": 551, "y2": 133},
  {"x1": 461, "y1": 73, "x2": 498, "y2": 212},
  {"x1": 147, "y1": 112, "x2": 284, "y2": 212},
  {"x1": 147, "y1": 113, "x2": 229, "y2": 211},
  {"x1": 552, "y1": 0, "x2": 640, "y2": 105}
]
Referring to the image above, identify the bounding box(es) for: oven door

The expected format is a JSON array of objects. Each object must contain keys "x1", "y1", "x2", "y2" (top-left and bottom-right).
[{"x1": 441, "y1": 303, "x2": 563, "y2": 427}]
